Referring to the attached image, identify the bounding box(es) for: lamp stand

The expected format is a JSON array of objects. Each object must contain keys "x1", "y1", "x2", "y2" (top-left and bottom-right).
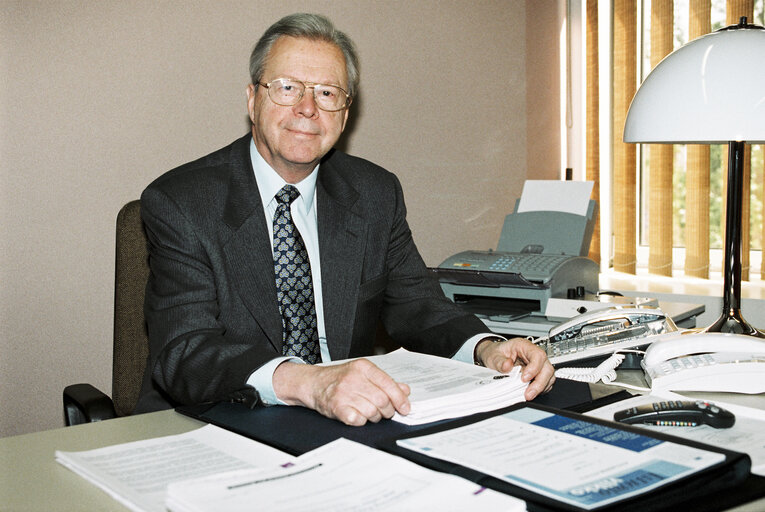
[{"x1": 704, "y1": 141, "x2": 765, "y2": 337}]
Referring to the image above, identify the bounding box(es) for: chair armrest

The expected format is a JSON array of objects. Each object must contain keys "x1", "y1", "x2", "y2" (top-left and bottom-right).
[{"x1": 63, "y1": 383, "x2": 118, "y2": 426}]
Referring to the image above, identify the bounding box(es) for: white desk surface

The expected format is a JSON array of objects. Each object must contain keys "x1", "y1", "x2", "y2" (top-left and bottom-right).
[
  {"x1": 0, "y1": 410, "x2": 204, "y2": 511},
  {"x1": 2, "y1": 386, "x2": 763, "y2": 511}
]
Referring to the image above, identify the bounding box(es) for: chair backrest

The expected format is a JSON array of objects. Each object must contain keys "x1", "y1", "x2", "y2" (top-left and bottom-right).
[{"x1": 112, "y1": 200, "x2": 150, "y2": 417}]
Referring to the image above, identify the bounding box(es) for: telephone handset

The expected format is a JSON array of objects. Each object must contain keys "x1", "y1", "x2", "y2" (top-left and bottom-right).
[{"x1": 642, "y1": 332, "x2": 765, "y2": 394}]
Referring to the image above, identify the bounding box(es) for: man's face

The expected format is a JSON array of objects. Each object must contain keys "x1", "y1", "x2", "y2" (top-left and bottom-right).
[{"x1": 247, "y1": 36, "x2": 350, "y2": 183}]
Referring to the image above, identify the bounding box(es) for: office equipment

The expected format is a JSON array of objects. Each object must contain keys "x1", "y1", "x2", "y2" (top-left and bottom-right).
[
  {"x1": 389, "y1": 402, "x2": 751, "y2": 512},
  {"x1": 436, "y1": 252, "x2": 599, "y2": 312},
  {"x1": 614, "y1": 400, "x2": 735, "y2": 428},
  {"x1": 624, "y1": 18, "x2": 765, "y2": 337},
  {"x1": 435, "y1": 182, "x2": 599, "y2": 319},
  {"x1": 641, "y1": 332, "x2": 765, "y2": 394},
  {"x1": 540, "y1": 305, "x2": 679, "y2": 366},
  {"x1": 505, "y1": 180, "x2": 597, "y2": 257}
]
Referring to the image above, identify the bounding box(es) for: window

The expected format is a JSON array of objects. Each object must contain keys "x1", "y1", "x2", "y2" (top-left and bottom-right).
[
  {"x1": 637, "y1": 0, "x2": 765, "y2": 279},
  {"x1": 579, "y1": 0, "x2": 765, "y2": 282}
]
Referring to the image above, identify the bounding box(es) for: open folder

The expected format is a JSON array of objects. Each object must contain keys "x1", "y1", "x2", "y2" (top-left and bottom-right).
[{"x1": 384, "y1": 402, "x2": 755, "y2": 512}]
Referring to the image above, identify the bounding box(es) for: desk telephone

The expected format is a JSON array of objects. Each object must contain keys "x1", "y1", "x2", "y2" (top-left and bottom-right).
[
  {"x1": 540, "y1": 306, "x2": 679, "y2": 366},
  {"x1": 642, "y1": 332, "x2": 765, "y2": 394},
  {"x1": 541, "y1": 305, "x2": 765, "y2": 393}
]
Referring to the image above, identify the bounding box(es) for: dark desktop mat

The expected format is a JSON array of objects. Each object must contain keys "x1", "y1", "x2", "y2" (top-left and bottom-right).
[{"x1": 177, "y1": 377, "x2": 602, "y2": 456}]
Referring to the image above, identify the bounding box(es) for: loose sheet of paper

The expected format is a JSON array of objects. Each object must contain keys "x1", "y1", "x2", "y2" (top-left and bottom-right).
[
  {"x1": 516, "y1": 180, "x2": 593, "y2": 216},
  {"x1": 397, "y1": 407, "x2": 724, "y2": 510},
  {"x1": 165, "y1": 438, "x2": 525, "y2": 512},
  {"x1": 55, "y1": 424, "x2": 294, "y2": 512},
  {"x1": 585, "y1": 391, "x2": 765, "y2": 476}
]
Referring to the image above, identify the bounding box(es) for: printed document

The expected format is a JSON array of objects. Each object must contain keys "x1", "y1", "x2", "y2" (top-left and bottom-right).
[
  {"x1": 338, "y1": 348, "x2": 528, "y2": 424},
  {"x1": 165, "y1": 437, "x2": 525, "y2": 512},
  {"x1": 585, "y1": 391, "x2": 765, "y2": 476},
  {"x1": 397, "y1": 407, "x2": 725, "y2": 510},
  {"x1": 55, "y1": 424, "x2": 294, "y2": 512}
]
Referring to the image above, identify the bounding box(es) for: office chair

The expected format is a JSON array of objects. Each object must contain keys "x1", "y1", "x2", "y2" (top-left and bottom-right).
[{"x1": 63, "y1": 200, "x2": 150, "y2": 425}]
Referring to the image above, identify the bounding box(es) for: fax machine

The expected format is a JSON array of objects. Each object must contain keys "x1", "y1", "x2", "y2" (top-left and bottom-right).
[{"x1": 433, "y1": 198, "x2": 599, "y2": 326}]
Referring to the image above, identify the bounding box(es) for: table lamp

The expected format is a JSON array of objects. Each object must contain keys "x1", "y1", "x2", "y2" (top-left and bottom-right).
[{"x1": 623, "y1": 17, "x2": 765, "y2": 337}]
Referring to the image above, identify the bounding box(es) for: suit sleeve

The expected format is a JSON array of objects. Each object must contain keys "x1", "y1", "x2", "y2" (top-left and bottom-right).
[{"x1": 140, "y1": 187, "x2": 264, "y2": 407}]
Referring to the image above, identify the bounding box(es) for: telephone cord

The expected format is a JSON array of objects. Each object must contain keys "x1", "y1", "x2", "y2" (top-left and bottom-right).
[{"x1": 553, "y1": 349, "x2": 652, "y2": 392}]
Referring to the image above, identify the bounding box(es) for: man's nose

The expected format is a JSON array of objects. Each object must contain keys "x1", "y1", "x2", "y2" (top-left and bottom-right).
[{"x1": 294, "y1": 88, "x2": 319, "y2": 117}]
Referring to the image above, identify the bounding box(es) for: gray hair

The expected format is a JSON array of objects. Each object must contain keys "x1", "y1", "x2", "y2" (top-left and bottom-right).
[{"x1": 249, "y1": 13, "x2": 360, "y2": 99}]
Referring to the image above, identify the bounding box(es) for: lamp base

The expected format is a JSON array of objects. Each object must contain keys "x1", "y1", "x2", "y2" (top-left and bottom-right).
[
  {"x1": 704, "y1": 309, "x2": 765, "y2": 338},
  {"x1": 702, "y1": 141, "x2": 765, "y2": 339}
]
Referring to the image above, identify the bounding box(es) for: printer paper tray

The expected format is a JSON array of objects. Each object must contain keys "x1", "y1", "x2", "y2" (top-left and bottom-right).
[{"x1": 428, "y1": 267, "x2": 544, "y2": 289}]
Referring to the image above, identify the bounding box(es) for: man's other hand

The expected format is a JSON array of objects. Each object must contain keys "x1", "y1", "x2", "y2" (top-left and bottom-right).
[
  {"x1": 475, "y1": 337, "x2": 555, "y2": 400},
  {"x1": 272, "y1": 359, "x2": 411, "y2": 426}
]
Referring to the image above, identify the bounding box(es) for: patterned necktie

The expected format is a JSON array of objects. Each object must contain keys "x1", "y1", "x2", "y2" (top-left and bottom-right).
[{"x1": 272, "y1": 185, "x2": 320, "y2": 364}]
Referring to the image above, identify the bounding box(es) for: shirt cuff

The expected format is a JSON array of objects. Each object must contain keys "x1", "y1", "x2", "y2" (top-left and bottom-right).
[
  {"x1": 246, "y1": 356, "x2": 305, "y2": 405},
  {"x1": 451, "y1": 333, "x2": 505, "y2": 364}
]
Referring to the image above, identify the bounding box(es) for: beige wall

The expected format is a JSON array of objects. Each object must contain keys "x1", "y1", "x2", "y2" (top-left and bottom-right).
[{"x1": 0, "y1": 0, "x2": 560, "y2": 437}]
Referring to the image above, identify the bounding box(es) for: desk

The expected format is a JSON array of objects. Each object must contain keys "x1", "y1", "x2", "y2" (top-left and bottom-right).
[
  {"x1": 2, "y1": 386, "x2": 763, "y2": 511},
  {"x1": 0, "y1": 410, "x2": 203, "y2": 511}
]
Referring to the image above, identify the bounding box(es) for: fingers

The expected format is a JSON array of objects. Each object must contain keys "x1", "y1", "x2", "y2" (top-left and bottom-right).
[
  {"x1": 481, "y1": 338, "x2": 556, "y2": 401},
  {"x1": 311, "y1": 359, "x2": 411, "y2": 426}
]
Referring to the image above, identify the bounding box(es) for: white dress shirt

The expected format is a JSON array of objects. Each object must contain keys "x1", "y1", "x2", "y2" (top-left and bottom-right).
[{"x1": 245, "y1": 140, "x2": 493, "y2": 404}]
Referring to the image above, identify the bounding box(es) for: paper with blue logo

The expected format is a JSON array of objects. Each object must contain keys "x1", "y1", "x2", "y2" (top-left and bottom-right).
[{"x1": 397, "y1": 407, "x2": 725, "y2": 509}]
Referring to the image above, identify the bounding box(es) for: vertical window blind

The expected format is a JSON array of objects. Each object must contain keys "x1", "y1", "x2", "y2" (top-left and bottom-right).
[{"x1": 591, "y1": 0, "x2": 762, "y2": 280}]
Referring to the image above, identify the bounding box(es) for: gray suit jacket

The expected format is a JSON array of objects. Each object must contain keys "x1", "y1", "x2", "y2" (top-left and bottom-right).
[{"x1": 135, "y1": 134, "x2": 486, "y2": 412}]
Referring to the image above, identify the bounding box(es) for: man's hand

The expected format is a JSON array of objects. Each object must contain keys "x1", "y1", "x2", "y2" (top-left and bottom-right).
[
  {"x1": 272, "y1": 359, "x2": 411, "y2": 426},
  {"x1": 475, "y1": 337, "x2": 555, "y2": 400}
]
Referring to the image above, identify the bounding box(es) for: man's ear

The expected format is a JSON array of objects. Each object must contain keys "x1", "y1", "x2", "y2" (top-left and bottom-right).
[
  {"x1": 340, "y1": 106, "x2": 350, "y2": 132},
  {"x1": 246, "y1": 84, "x2": 257, "y2": 123}
]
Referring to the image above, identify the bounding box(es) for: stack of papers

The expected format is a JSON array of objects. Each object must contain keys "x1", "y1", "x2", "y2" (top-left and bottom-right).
[
  {"x1": 359, "y1": 348, "x2": 528, "y2": 425},
  {"x1": 55, "y1": 425, "x2": 293, "y2": 512},
  {"x1": 56, "y1": 425, "x2": 525, "y2": 512},
  {"x1": 165, "y1": 438, "x2": 524, "y2": 512}
]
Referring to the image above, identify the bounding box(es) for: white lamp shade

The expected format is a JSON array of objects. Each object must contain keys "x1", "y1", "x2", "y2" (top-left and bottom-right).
[{"x1": 624, "y1": 27, "x2": 765, "y2": 144}]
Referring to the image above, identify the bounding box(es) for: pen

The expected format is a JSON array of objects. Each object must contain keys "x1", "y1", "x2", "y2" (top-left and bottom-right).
[{"x1": 227, "y1": 463, "x2": 323, "y2": 490}]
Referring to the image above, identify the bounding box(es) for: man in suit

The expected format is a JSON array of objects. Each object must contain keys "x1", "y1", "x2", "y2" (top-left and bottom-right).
[{"x1": 135, "y1": 13, "x2": 554, "y2": 425}]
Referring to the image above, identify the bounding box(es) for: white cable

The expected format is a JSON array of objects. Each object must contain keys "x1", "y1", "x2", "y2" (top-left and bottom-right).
[
  {"x1": 554, "y1": 349, "x2": 652, "y2": 392},
  {"x1": 555, "y1": 353, "x2": 625, "y2": 383}
]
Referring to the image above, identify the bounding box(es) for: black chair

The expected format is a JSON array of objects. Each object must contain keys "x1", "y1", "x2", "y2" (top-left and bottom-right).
[{"x1": 63, "y1": 200, "x2": 149, "y2": 425}]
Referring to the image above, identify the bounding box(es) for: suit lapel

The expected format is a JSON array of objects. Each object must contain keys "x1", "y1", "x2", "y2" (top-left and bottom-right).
[
  {"x1": 221, "y1": 135, "x2": 283, "y2": 352},
  {"x1": 317, "y1": 155, "x2": 367, "y2": 359}
]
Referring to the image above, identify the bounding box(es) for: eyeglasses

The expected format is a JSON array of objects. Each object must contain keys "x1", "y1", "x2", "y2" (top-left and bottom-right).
[{"x1": 258, "y1": 78, "x2": 351, "y2": 112}]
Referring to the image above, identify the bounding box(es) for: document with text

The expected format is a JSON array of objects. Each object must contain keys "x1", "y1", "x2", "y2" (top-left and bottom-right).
[
  {"x1": 585, "y1": 391, "x2": 765, "y2": 477},
  {"x1": 165, "y1": 437, "x2": 526, "y2": 512},
  {"x1": 333, "y1": 348, "x2": 528, "y2": 425},
  {"x1": 55, "y1": 424, "x2": 294, "y2": 512},
  {"x1": 396, "y1": 406, "x2": 726, "y2": 510}
]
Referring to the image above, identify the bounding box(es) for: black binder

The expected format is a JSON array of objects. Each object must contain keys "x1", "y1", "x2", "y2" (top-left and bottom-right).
[
  {"x1": 383, "y1": 402, "x2": 758, "y2": 512},
  {"x1": 176, "y1": 377, "x2": 600, "y2": 455}
]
